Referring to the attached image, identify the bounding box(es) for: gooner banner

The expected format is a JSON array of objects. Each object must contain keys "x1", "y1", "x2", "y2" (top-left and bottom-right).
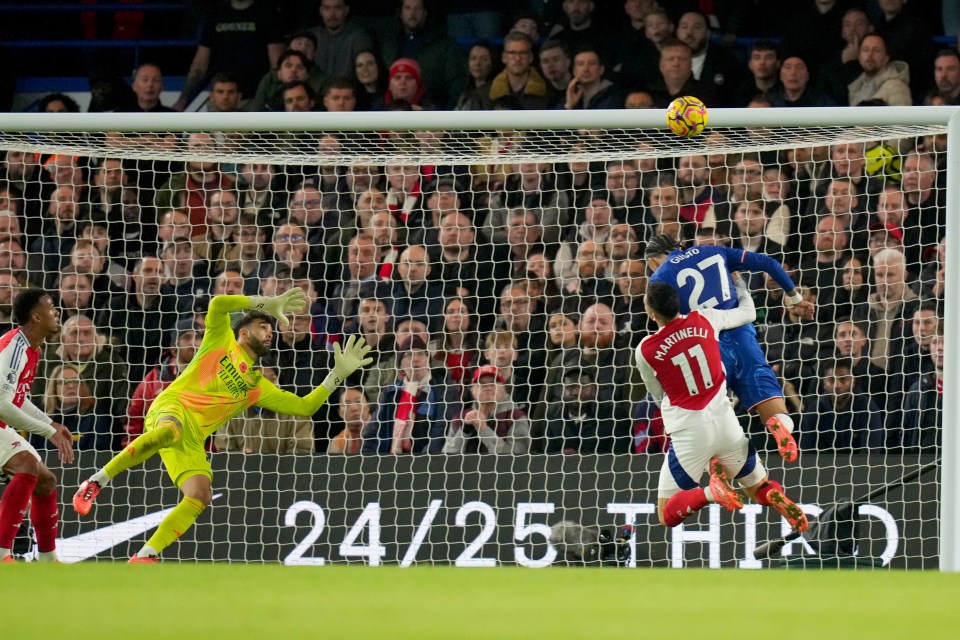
[{"x1": 43, "y1": 454, "x2": 938, "y2": 568}]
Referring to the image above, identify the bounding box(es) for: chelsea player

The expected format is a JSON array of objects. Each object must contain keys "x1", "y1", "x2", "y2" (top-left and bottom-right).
[{"x1": 643, "y1": 234, "x2": 815, "y2": 462}]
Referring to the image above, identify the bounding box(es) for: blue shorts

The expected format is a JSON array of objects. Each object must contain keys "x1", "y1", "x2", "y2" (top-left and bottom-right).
[{"x1": 719, "y1": 327, "x2": 782, "y2": 412}]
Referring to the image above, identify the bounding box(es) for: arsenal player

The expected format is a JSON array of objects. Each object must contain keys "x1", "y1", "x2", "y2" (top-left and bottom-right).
[
  {"x1": 0, "y1": 289, "x2": 74, "y2": 562},
  {"x1": 636, "y1": 278, "x2": 807, "y2": 532}
]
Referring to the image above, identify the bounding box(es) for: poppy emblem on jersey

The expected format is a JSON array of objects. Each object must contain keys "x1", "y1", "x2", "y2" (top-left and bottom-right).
[{"x1": 239, "y1": 362, "x2": 248, "y2": 373}]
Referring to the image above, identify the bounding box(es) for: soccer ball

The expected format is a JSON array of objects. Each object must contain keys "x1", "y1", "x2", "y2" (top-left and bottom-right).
[{"x1": 666, "y1": 96, "x2": 708, "y2": 138}]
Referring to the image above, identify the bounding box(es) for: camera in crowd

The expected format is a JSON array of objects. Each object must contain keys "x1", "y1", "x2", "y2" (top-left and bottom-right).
[{"x1": 549, "y1": 520, "x2": 634, "y2": 566}]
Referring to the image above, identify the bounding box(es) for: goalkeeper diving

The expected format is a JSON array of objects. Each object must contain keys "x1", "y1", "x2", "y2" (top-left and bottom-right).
[{"x1": 72, "y1": 290, "x2": 373, "y2": 562}]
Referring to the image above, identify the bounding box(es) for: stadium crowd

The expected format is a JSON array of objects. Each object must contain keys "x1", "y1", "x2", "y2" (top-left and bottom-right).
[{"x1": 0, "y1": 0, "x2": 949, "y2": 456}]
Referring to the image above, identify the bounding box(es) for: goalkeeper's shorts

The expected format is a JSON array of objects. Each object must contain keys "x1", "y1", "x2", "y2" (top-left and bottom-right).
[{"x1": 144, "y1": 400, "x2": 213, "y2": 487}]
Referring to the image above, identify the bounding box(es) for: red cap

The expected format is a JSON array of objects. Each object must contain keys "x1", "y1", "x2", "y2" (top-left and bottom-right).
[
  {"x1": 869, "y1": 221, "x2": 904, "y2": 244},
  {"x1": 473, "y1": 365, "x2": 505, "y2": 384}
]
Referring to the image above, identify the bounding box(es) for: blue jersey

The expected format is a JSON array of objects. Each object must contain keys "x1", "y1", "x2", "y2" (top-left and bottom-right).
[
  {"x1": 648, "y1": 245, "x2": 797, "y2": 410},
  {"x1": 649, "y1": 245, "x2": 795, "y2": 315}
]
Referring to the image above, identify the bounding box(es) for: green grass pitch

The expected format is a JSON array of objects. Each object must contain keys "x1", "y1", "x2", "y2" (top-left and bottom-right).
[{"x1": 3, "y1": 564, "x2": 959, "y2": 639}]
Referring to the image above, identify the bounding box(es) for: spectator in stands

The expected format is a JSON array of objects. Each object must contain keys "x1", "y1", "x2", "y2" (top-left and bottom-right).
[
  {"x1": 31, "y1": 364, "x2": 111, "y2": 452},
  {"x1": 206, "y1": 74, "x2": 242, "y2": 112},
  {"x1": 731, "y1": 201, "x2": 783, "y2": 289},
  {"x1": 0, "y1": 269, "x2": 17, "y2": 333},
  {"x1": 328, "y1": 386, "x2": 372, "y2": 455},
  {"x1": 562, "y1": 239, "x2": 615, "y2": 304},
  {"x1": 123, "y1": 318, "x2": 202, "y2": 448},
  {"x1": 767, "y1": 55, "x2": 835, "y2": 107},
  {"x1": 309, "y1": 0, "x2": 374, "y2": 79},
  {"x1": 381, "y1": 58, "x2": 432, "y2": 110},
  {"x1": 379, "y1": 0, "x2": 466, "y2": 109},
  {"x1": 390, "y1": 245, "x2": 444, "y2": 330},
  {"x1": 273, "y1": 311, "x2": 335, "y2": 447},
  {"x1": 128, "y1": 63, "x2": 174, "y2": 112},
  {"x1": 901, "y1": 151, "x2": 944, "y2": 267},
  {"x1": 321, "y1": 77, "x2": 358, "y2": 112},
  {"x1": 876, "y1": 0, "x2": 936, "y2": 101},
  {"x1": 613, "y1": 257, "x2": 652, "y2": 340},
  {"x1": 933, "y1": 49, "x2": 960, "y2": 105},
  {"x1": 36, "y1": 314, "x2": 129, "y2": 436},
  {"x1": 159, "y1": 236, "x2": 211, "y2": 317},
  {"x1": 212, "y1": 268, "x2": 244, "y2": 297},
  {"x1": 454, "y1": 42, "x2": 496, "y2": 111},
  {"x1": 471, "y1": 32, "x2": 549, "y2": 111},
  {"x1": 437, "y1": 297, "x2": 480, "y2": 390},
  {"x1": 217, "y1": 357, "x2": 315, "y2": 454},
  {"x1": 677, "y1": 154, "x2": 722, "y2": 231},
  {"x1": 96, "y1": 255, "x2": 167, "y2": 381},
  {"x1": 326, "y1": 234, "x2": 379, "y2": 338},
  {"x1": 409, "y1": 177, "x2": 461, "y2": 248},
  {"x1": 675, "y1": 11, "x2": 745, "y2": 106},
  {"x1": 501, "y1": 209, "x2": 543, "y2": 280},
  {"x1": 0, "y1": 240, "x2": 29, "y2": 287},
  {"x1": 799, "y1": 358, "x2": 884, "y2": 452},
  {"x1": 282, "y1": 81, "x2": 318, "y2": 112},
  {"x1": 28, "y1": 185, "x2": 82, "y2": 289},
  {"x1": 431, "y1": 212, "x2": 511, "y2": 330},
  {"x1": 735, "y1": 40, "x2": 782, "y2": 107},
  {"x1": 235, "y1": 163, "x2": 285, "y2": 227},
  {"x1": 264, "y1": 221, "x2": 318, "y2": 283},
  {"x1": 354, "y1": 49, "x2": 387, "y2": 111},
  {"x1": 66, "y1": 237, "x2": 119, "y2": 303},
  {"x1": 384, "y1": 164, "x2": 424, "y2": 231},
  {"x1": 833, "y1": 316, "x2": 887, "y2": 398},
  {"x1": 605, "y1": 160, "x2": 644, "y2": 230},
  {"x1": 39, "y1": 93, "x2": 80, "y2": 113},
  {"x1": 496, "y1": 283, "x2": 547, "y2": 408},
  {"x1": 444, "y1": 365, "x2": 531, "y2": 454},
  {"x1": 825, "y1": 254, "x2": 871, "y2": 321},
  {"x1": 555, "y1": 194, "x2": 616, "y2": 289},
  {"x1": 820, "y1": 7, "x2": 874, "y2": 105},
  {"x1": 247, "y1": 49, "x2": 323, "y2": 112},
  {"x1": 759, "y1": 284, "x2": 831, "y2": 400},
  {"x1": 544, "y1": 367, "x2": 618, "y2": 454},
  {"x1": 608, "y1": 1, "x2": 660, "y2": 94},
  {"x1": 56, "y1": 271, "x2": 95, "y2": 321},
  {"x1": 353, "y1": 293, "x2": 396, "y2": 406},
  {"x1": 847, "y1": 34, "x2": 911, "y2": 106},
  {"x1": 155, "y1": 133, "x2": 233, "y2": 237},
  {"x1": 487, "y1": 162, "x2": 570, "y2": 248},
  {"x1": 86, "y1": 158, "x2": 126, "y2": 226},
  {"x1": 902, "y1": 334, "x2": 943, "y2": 450},
  {"x1": 562, "y1": 48, "x2": 622, "y2": 110},
  {"x1": 539, "y1": 40, "x2": 573, "y2": 104},
  {"x1": 230, "y1": 214, "x2": 266, "y2": 295},
  {"x1": 364, "y1": 336, "x2": 446, "y2": 455},
  {"x1": 1, "y1": 151, "x2": 43, "y2": 223},
  {"x1": 800, "y1": 214, "x2": 849, "y2": 296},
  {"x1": 549, "y1": 0, "x2": 605, "y2": 56},
  {"x1": 646, "y1": 40, "x2": 718, "y2": 108},
  {"x1": 175, "y1": 0, "x2": 285, "y2": 110},
  {"x1": 893, "y1": 299, "x2": 941, "y2": 394},
  {"x1": 644, "y1": 178, "x2": 683, "y2": 239},
  {"x1": 606, "y1": 222, "x2": 641, "y2": 271}
]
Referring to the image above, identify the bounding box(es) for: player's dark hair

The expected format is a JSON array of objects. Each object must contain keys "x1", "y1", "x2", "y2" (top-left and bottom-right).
[
  {"x1": 645, "y1": 281, "x2": 680, "y2": 320},
  {"x1": 233, "y1": 310, "x2": 273, "y2": 337},
  {"x1": 13, "y1": 288, "x2": 48, "y2": 326},
  {"x1": 644, "y1": 233, "x2": 682, "y2": 258}
]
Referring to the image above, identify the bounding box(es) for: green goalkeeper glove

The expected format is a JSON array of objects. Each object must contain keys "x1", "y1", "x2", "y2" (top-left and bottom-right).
[
  {"x1": 330, "y1": 335, "x2": 374, "y2": 386},
  {"x1": 250, "y1": 288, "x2": 308, "y2": 326}
]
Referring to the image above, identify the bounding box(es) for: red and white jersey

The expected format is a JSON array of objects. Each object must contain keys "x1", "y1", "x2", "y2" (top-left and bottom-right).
[
  {"x1": 0, "y1": 328, "x2": 41, "y2": 429},
  {"x1": 635, "y1": 307, "x2": 746, "y2": 433}
]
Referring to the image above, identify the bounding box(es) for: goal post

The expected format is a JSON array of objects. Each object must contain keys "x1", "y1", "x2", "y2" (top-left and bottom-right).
[{"x1": 0, "y1": 106, "x2": 954, "y2": 569}]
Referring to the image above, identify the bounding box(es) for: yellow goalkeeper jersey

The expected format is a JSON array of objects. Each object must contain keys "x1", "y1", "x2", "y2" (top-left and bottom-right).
[{"x1": 153, "y1": 295, "x2": 331, "y2": 438}]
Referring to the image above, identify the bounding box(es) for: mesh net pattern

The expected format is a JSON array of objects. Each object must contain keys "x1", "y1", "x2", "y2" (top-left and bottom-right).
[{"x1": 0, "y1": 120, "x2": 945, "y2": 567}]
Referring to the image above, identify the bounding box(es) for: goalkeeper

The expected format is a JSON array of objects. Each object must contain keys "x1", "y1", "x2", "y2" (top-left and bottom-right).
[{"x1": 72, "y1": 291, "x2": 372, "y2": 562}]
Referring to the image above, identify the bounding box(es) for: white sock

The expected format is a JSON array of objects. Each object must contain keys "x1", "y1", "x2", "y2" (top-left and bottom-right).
[
  {"x1": 90, "y1": 469, "x2": 111, "y2": 487},
  {"x1": 137, "y1": 545, "x2": 158, "y2": 558},
  {"x1": 0, "y1": 547, "x2": 10, "y2": 560},
  {"x1": 775, "y1": 413, "x2": 795, "y2": 435},
  {"x1": 37, "y1": 550, "x2": 58, "y2": 562},
  {"x1": 703, "y1": 486, "x2": 715, "y2": 503}
]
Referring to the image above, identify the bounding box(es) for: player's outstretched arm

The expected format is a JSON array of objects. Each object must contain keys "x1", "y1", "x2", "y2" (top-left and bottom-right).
[
  {"x1": 207, "y1": 290, "x2": 309, "y2": 327},
  {"x1": 256, "y1": 336, "x2": 374, "y2": 417},
  {"x1": 737, "y1": 250, "x2": 814, "y2": 320}
]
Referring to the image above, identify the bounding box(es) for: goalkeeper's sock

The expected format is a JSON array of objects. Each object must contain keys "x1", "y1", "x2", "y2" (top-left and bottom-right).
[
  {"x1": 142, "y1": 496, "x2": 206, "y2": 555},
  {"x1": 29, "y1": 488, "x2": 59, "y2": 554},
  {"x1": 101, "y1": 422, "x2": 180, "y2": 482},
  {"x1": 0, "y1": 473, "x2": 38, "y2": 551},
  {"x1": 663, "y1": 488, "x2": 708, "y2": 527}
]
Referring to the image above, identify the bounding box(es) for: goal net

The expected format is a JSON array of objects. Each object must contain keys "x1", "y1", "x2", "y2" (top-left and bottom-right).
[{"x1": 0, "y1": 109, "x2": 950, "y2": 568}]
